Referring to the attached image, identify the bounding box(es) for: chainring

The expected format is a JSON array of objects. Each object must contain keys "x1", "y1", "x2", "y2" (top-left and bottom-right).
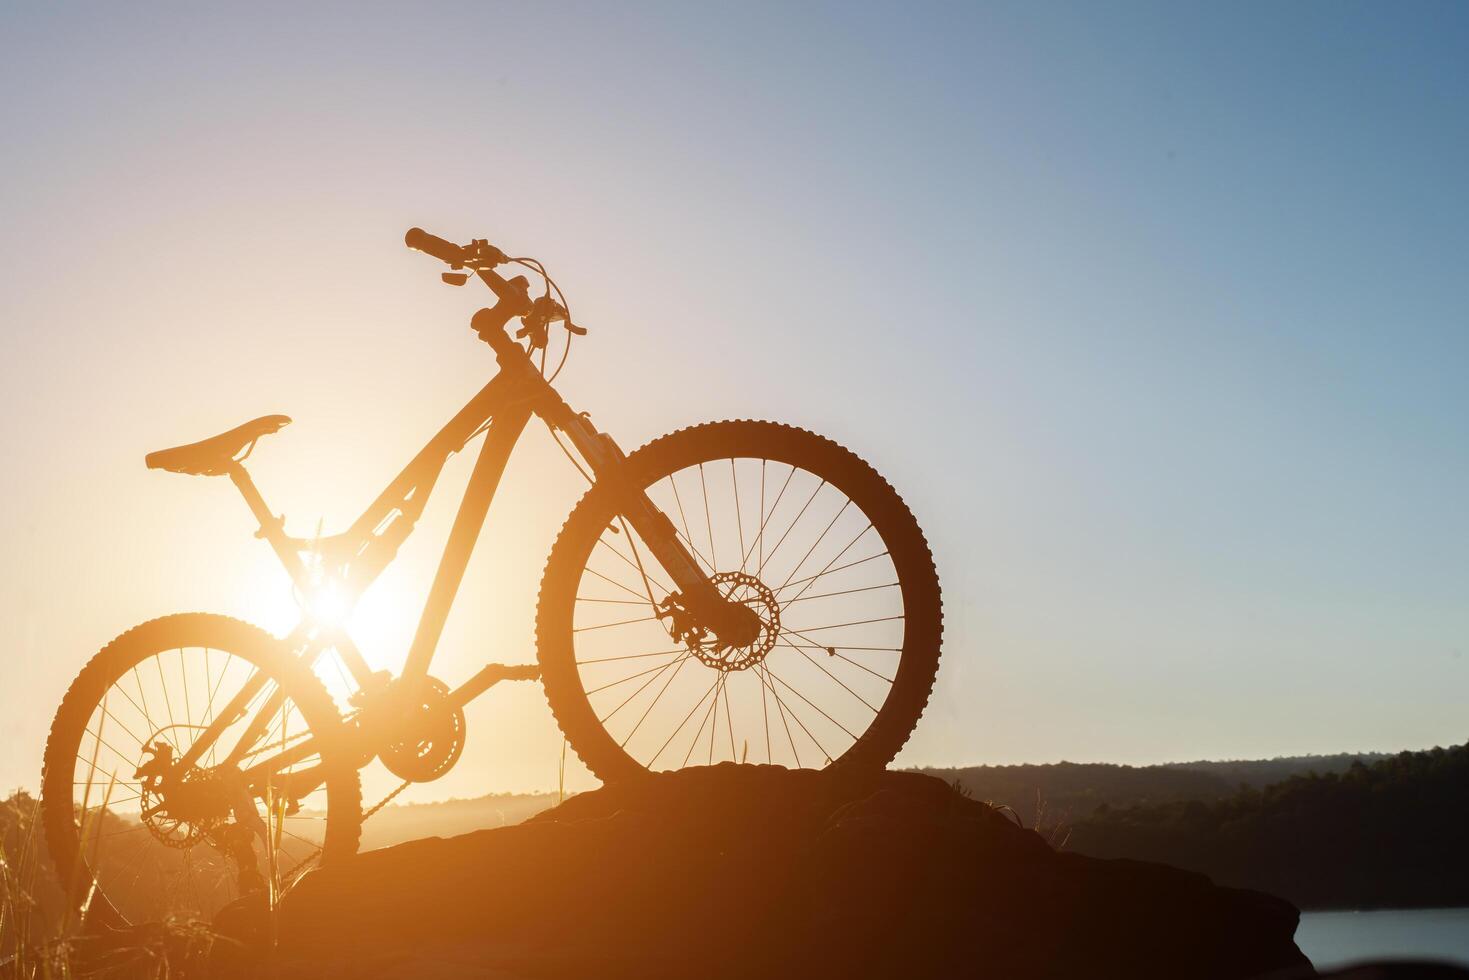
[{"x1": 378, "y1": 676, "x2": 467, "y2": 782}]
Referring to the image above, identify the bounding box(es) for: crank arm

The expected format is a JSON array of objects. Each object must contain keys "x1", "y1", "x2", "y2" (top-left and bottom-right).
[{"x1": 446, "y1": 662, "x2": 542, "y2": 710}]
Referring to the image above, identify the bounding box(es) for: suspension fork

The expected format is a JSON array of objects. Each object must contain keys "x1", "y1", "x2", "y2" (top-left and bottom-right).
[{"x1": 541, "y1": 401, "x2": 731, "y2": 623}]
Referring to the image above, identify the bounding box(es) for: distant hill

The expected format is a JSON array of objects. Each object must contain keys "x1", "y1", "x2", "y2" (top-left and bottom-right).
[
  {"x1": 914, "y1": 752, "x2": 1384, "y2": 829},
  {"x1": 1163, "y1": 753, "x2": 1390, "y2": 788},
  {"x1": 1066, "y1": 742, "x2": 1469, "y2": 910},
  {"x1": 355, "y1": 791, "x2": 563, "y2": 851}
]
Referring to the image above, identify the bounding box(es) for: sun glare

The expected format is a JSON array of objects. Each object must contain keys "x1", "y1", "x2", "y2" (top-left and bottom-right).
[{"x1": 304, "y1": 580, "x2": 353, "y2": 629}]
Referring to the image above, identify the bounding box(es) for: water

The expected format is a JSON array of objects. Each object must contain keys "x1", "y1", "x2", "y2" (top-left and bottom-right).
[{"x1": 1297, "y1": 908, "x2": 1469, "y2": 970}]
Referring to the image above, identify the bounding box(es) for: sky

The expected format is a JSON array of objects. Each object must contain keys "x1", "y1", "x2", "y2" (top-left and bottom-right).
[{"x1": 1, "y1": 1, "x2": 1466, "y2": 801}]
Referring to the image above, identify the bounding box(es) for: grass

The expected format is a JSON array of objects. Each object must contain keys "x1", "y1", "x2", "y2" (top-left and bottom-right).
[
  {"x1": 0, "y1": 730, "x2": 578, "y2": 977},
  {"x1": 1, "y1": 790, "x2": 220, "y2": 980}
]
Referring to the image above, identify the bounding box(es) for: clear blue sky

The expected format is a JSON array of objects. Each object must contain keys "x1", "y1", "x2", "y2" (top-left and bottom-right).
[{"x1": 2, "y1": 2, "x2": 1466, "y2": 797}]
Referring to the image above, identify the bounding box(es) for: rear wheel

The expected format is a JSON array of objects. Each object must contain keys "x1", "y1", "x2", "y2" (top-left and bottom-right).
[
  {"x1": 41, "y1": 614, "x2": 362, "y2": 928},
  {"x1": 537, "y1": 420, "x2": 943, "y2": 782}
]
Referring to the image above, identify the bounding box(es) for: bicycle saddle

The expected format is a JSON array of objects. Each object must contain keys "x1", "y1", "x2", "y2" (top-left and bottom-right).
[{"x1": 145, "y1": 415, "x2": 292, "y2": 476}]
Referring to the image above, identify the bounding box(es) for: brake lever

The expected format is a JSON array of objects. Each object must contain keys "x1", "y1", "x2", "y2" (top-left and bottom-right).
[
  {"x1": 465, "y1": 239, "x2": 510, "y2": 268},
  {"x1": 522, "y1": 293, "x2": 589, "y2": 337},
  {"x1": 515, "y1": 317, "x2": 550, "y2": 351}
]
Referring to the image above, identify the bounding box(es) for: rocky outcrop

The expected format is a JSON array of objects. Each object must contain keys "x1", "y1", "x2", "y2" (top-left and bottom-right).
[{"x1": 216, "y1": 764, "x2": 1314, "y2": 979}]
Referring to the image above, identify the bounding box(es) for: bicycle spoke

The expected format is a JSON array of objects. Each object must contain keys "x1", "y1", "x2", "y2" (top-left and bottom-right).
[
  {"x1": 698, "y1": 463, "x2": 717, "y2": 572},
  {"x1": 585, "y1": 656, "x2": 686, "y2": 697},
  {"x1": 155, "y1": 654, "x2": 177, "y2": 740},
  {"x1": 781, "y1": 643, "x2": 881, "y2": 714},
  {"x1": 572, "y1": 614, "x2": 659, "y2": 633},
  {"x1": 758, "y1": 460, "x2": 766, "y2": 572},
  {"x1": 665, "y1": 471, "x2": 715, "y2": 573},
  {"x1": 619, "y1": 653, "x2": 692, "y2": 748},
  {"x1": 722, "y1": 674, "x2": 736, "y2": 762},
  {"x1": 576, "y1": 648, "x2": 684, "y2": 666},
  {"x1": 758, "y1": 478, "x2": 826, "y2": 579},
  {"x1": 759, "y1": 659, "x2": 772, "y2": 764},
  {"x1": 759, "y1": 581, "x2": 898, "y2": 606},
  {"x1": 777, "y1": 642, "x2": 903, "y2": 653},
  {"x1": 81, "y1": 728, "x2": 137, "y2": 770},
  {"x1": 276, "y1": 825, "x2": 323, "y2": 850},
  {"x1": 666, "y1": 470, "x2": 696, "y2": 553},
  {"x1": 776, "y1": 498, "x2": 852, "y2": 593},
  {"x1": 111, "y1": 678, "x2": 154, "y2": 744},
  {"x1": 780, "y1": 522, "x2": 875, "y2": 604},
  {"x1": 595, "y1": 537, "x2": 672, "y2": 596},
  {"x1": 730, "y1": 459, "x2": 747, "y2": 573},
  {"x1": 582, "y1": 566, "x2": 654, "y2": 603},
  {"x1": 755, "y1": 663, "x2": 812, "y2": 765},
  {"x1": 761, "y1": 663, "x2": 856, "y2": 742},
  {"x1": 741, "y1": 463, "x2": 795, "y2": 572},
  {"x1": 83, "y1": 823, "x2": 150, "y2": 843},
  {"x1": 706, "y1": 673, "x2": 721, "y2": 765},
  {"x1": 649, "y1": 674, "x2": 722, "y2": 769},
  {"x1": 75, "y1": 789, "x2": 143, "y2": 807},
  {"x1": 683, "y1": 675, "x2": 723, "y2": 768},
  {"x1": 773, "y1": 550, "x2": 890, "y2": 595},
  {"x1": 130, "y1": 665, "x2": 173, "y2": 751},
  {"x1": 234, "y1": 725, "x2": 316, "y2": 766},
  {"x1": 671, "y1": 529, "x2": 717, "y2": 574},
  {"x1": 775, "y1": 641, "x2": 895, "y2": 684},
  {"x1": 180, "y1": 649, "x2": 191, "y2": 733},
  {"x1": 595, "y1": 651, "x2": 691, "y2": 724},
  {"x1": 96, "y1": 704, "x2": 148, "y2": 754},
  {"x1": 786, "y1": 614, "x2": 905, "y2": 634}
]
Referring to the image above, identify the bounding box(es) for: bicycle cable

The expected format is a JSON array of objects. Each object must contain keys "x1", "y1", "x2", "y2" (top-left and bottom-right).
[
  {"x1": 509, "y1": 256, "x2": 576, "y2": 383},
  {"x1": 510, "y1": 257, "x2": 595, "y2": 490},
  {"x1": 548, "y1": 426, "x2": 594, "y2": 486}
]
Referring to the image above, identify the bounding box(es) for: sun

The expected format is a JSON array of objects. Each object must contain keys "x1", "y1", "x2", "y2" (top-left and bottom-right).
[{"x1": 303, "y1": 579, "x2": 353, "y2": 629}]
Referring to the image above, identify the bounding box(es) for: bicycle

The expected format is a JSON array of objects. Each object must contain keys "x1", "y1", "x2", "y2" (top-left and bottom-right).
[{"x1": 41, "y1": 227, "x2": 944, "y2": 927}]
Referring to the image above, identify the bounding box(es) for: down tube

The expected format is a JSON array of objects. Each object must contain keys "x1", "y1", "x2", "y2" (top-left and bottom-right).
[{"x1": 401, "y1": 402, "x2": 532, "y2": 681}]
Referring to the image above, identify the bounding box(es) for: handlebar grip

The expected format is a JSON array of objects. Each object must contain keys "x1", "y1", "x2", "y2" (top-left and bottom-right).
[{"x1": 404, "y1": 227, "x2": 465, "y2": 265}]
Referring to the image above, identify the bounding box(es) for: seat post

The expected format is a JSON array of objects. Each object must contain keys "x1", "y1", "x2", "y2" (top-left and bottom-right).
[{"x1": 227, "y1": 462, "x2": 307, "y2": 582}]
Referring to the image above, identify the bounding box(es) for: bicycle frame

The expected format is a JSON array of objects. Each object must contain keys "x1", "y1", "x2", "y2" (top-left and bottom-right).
[{"x1": 174, "y1": 300, "x2": 716, "y2": 785}]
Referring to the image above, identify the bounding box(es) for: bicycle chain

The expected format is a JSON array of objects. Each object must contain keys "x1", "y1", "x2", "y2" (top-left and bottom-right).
[
  {"x1": 275, "y1": 778, "x2": 412, "y2": 891},
  {"x1": 362, "y1": 778, "x2": 412, "y2": 822}
]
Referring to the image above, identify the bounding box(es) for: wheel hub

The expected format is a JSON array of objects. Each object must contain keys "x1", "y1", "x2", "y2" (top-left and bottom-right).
[
  {"x1": 134, "y1": 740, "x2": 232, "y2": 848},
  {"x1": 658, "y1": 571, "x2": 781, "y2": 673}
]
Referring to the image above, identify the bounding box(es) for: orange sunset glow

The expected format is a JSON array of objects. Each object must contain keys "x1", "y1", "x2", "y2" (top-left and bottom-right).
[{"x1": 4, "y1": 3, "x2": 1469, "y2": 977}]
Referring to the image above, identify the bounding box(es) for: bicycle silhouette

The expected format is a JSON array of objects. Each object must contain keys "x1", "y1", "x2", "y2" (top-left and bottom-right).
[{"x1": 42, "y1": 228, "x2": 943, "y2": 926}]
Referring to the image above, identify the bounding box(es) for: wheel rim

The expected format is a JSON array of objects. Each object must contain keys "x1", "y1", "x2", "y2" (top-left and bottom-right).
[
  {"x1": 568, "y1": 455, "x2": 908, "y2": 772},
  {"x1": 61, "y1": 641, "x2": 336, "y2": 924}
]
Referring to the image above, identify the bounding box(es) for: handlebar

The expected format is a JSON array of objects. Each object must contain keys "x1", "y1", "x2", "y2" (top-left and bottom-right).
[
  {"x1": 404, "y1": 227, "x2": 528, "y2": 316},
  {"x1": 404, "y1": 227, "x2": 465, "y2": 265},
  {"x1": 404, "y1": 227, "x2": 588, "y2": 354}
]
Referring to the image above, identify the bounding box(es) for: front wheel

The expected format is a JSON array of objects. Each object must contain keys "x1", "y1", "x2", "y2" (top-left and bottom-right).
[{"x1": 537, "y1": 420, "x2": 943, "y2": 782}]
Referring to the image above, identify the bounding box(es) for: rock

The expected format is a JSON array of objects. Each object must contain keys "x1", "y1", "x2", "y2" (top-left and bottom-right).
[{"x1": 215, "y1": 765, "x2": 1313, "y2": 979}]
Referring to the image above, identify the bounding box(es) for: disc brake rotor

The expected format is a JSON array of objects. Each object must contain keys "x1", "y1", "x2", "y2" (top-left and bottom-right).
[
  {"x1": 134, "y1": 740, "x2": 232, "y2": 848},
  {"x1": 660, "y1": 571, "x2": 781, "y2": 673}
]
